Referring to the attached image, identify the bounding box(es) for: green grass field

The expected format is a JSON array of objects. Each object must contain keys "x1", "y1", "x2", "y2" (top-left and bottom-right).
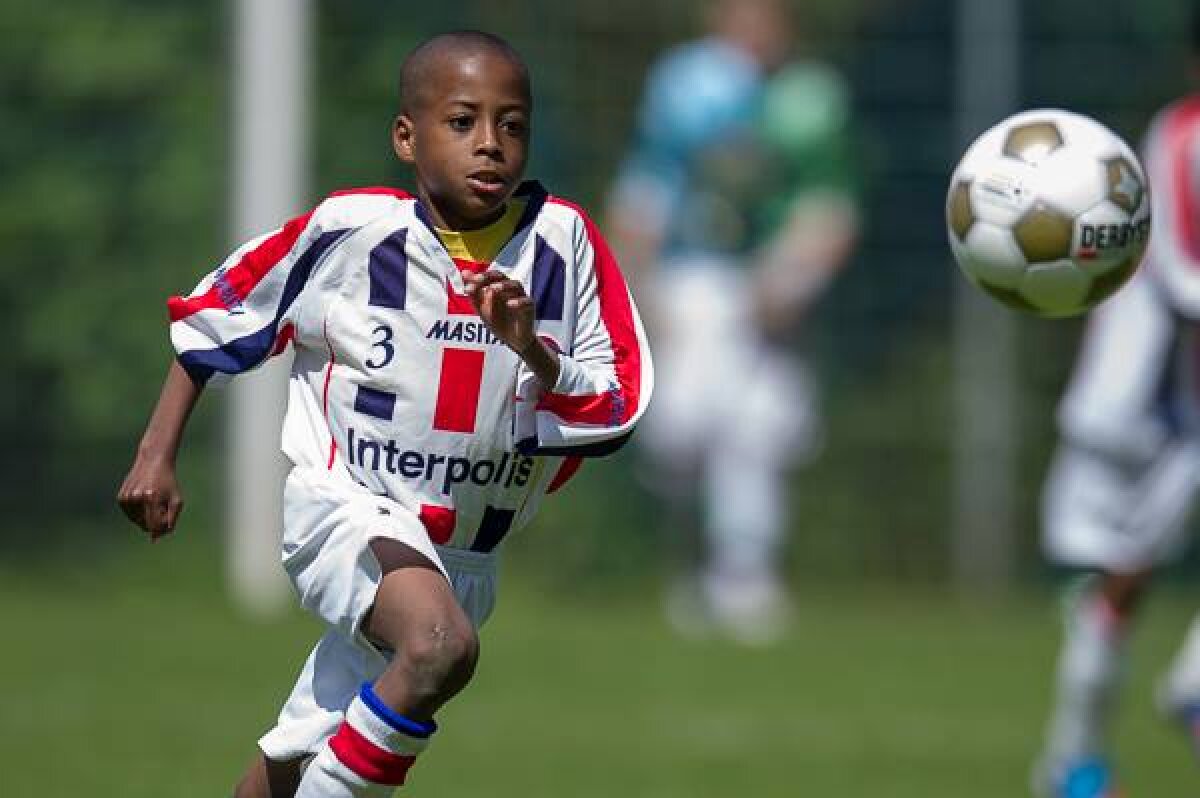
[{"x1": 1, "y1": 528, "x2": 1196, "y2": 797}]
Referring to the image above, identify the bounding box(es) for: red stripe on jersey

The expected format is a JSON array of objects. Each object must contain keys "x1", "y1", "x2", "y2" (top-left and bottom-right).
[
  {"x1": 328, "y1": 186, "x2": 413, "y2": 200},
  {"x1": 168, "y1": 188, "x2": 411, "y2": 323},
  {"x1": 270, "y1": 322, "x2": 296, "y2": 357},
  {"x1": 322, "y1": 323, "x2": 338, "y2": 469},
  {"x1": 546, "y1": 197, "x2": 642, "y2": 424},
  {"x1": 453, "y1": 257, "x2": 489, "y2": 276},
  {"x1": 419, "y1": 504, "x2": 456, "y2": 545},
  {"x1": 1167, "y1": 98, "x2": 1200, "y2": 265},
  {"x1": 537, "y1": 391, "x2": 619, "y2": 426},
  {"x1": 445, "y1": 278, "x2": 479, "y2": 316},
  {"x1": 445, "y1": 258, "x2": 488, "y2": 314},
  {"x1": 168, "y1": 209, "x2": 317, "y2": 322},
  {"x1": 546, "y1": 456, "x2": 584, "y2": 494},
  {"x1": 433, "y1": 348, "x2": 485, "y2": 433},
  {"x1": 328, "y1": 721, "x2": 416, "y2": 786}
]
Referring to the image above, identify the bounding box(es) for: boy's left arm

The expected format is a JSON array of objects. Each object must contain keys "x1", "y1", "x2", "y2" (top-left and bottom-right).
[
  {"x1": 468, "y1": 211, "x2": 653, "y2": 456},
  {"x1": 464, "y1": 271, "x2": 561, "y2": 388}
]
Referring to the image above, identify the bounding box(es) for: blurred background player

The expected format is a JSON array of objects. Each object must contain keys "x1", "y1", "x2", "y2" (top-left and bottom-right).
[
  {"x1": 1033, "y1": 12, "x2": 1200, "y2": 795},
  {"x1": 605, "y1": 0, "x2": 859, "y2": 643}
]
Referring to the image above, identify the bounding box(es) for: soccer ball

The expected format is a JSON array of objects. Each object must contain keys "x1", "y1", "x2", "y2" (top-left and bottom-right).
[{"x1": 946, "y1": 109, "x2": 1151, "y2": 317}]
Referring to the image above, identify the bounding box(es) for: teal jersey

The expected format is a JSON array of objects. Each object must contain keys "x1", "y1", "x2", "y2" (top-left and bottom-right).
[{"x1": 616, "y1": 45, "x2": 856, "y2": 260}]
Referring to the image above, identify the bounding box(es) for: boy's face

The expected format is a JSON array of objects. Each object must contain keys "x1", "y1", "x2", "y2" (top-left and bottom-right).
[{"x1": 393, "y1": 51, "x2": 531, "y2": 231}]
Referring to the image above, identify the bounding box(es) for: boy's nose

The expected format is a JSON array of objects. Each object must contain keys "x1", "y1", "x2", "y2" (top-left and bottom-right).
[{"x1": 475, "y1": 122, "x2": 502, "y2": 155}]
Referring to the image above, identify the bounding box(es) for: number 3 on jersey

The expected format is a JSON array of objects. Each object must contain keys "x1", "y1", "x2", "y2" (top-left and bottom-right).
[
  {"x1": 365, "y1": 323, "x2": 394, "y2": 369},
  {"x1": 365, "y1": 322, "x2": 485, "y2": 434}
]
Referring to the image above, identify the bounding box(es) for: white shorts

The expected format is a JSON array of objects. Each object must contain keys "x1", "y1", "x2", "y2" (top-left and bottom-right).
[
  {"x1": 639, "y1": 261, "x2": 820, "y2": 470},
  {"x1": 258, "y1": 468, "x2": 499, "y2": 761},
  {"x1": 1042, "y1": 441, "x2": 1200, "y2": 573}
]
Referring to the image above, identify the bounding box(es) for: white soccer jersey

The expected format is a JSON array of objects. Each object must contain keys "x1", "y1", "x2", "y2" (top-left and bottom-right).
[
  {"x1": 1141, "y1": 95, "x2": 1200, "y2": 317},
  {"x1": 1056, "y1": 266, "x2": 1180, "y2": 462},
  {"x1": 1056, "y1": 98, "x2": 1200, "y2": 460},
  {"x1": 169, "y1": 181, "x2": 653, "y2": 552}
]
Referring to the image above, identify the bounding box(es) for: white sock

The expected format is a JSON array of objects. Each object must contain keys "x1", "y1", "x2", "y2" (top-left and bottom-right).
[
  {"x1": 704, "y1": 451, "x2": 784, "y2": 587},
  {"x1": 294, "y1": 683, "x2": 435, "y2": 797},
  {"x1": 1159, "y1": 612, "x2": 1200, "y2": 717},
  {"x1": 1043, "y1": 590, "x2": 1128, "y2": 764}
]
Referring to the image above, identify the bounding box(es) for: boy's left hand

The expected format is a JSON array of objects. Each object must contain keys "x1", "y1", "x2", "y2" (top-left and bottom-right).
[{"x1": 464, "y1": 270, "x2": 536, "y2": 353}]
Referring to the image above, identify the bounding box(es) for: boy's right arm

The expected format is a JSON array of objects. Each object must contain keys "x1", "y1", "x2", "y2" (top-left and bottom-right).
[
  {"x1": 117, "y1": 360, "x2": 204, "y2": 540},
  {"x1": 123, "y1": 190, "x2": 405, "y2": 536}
]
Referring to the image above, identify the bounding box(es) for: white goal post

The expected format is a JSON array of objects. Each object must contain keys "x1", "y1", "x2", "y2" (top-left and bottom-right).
[{"x1": 227, "y1": 0, "x2": 313, "y2": 616}]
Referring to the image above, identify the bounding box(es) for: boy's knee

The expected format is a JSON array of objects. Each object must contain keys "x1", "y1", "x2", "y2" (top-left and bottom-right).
[
  {"x1": 396, "y1": 615, "x2": 480, "y2": 699},
  {"x1": 1099, "y1": 569, "x2": 1152, "y2": 616}
]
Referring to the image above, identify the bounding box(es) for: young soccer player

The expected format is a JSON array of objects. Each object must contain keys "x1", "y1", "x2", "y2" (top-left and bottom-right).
[
  {"x1": 1032, "y1": 12, "x2": 1200, "y2": 795},
  {"x1": 117, "y1": 31, "x2": 651, "y2": 798}
]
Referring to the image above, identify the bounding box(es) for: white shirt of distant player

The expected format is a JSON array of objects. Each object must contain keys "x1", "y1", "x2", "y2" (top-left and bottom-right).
[{"x1": 1057, "y1": 264, "x2": 1181, "y2": 462}]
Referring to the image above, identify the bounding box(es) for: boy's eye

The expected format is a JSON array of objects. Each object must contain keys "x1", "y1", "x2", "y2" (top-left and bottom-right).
[
  {"x1": 448, "y1": 116, "x2": 473, "y2": 132},
  {"x1": 501, "y1": 118, "x2": 528, "y2": 137}
]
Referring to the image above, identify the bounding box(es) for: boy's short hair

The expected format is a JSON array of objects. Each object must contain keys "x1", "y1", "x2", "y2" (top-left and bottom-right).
[{"x1": 399, "y1": 30, "x2": 531, "y2": 115}]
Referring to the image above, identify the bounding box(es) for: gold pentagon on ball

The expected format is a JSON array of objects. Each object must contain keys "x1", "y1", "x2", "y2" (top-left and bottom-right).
[
  {"x1": 1014, "y1": 202, "x2": 1074, "y2": 263},
  {"x1": 1104, "y1": 156, "x2": 1144, "y2": 213},
  {"x1": 947, "y1": 180, "x2": 975, "y2": 241},
  {"x1": 1002, "y1": 121, "x2": 1064, "y2": 164}
]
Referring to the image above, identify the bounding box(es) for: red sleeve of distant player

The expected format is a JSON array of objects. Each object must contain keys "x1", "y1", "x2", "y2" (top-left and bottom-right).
[{"x1": 1165, "y1": 99, "x2": 1200, "y2": 265}]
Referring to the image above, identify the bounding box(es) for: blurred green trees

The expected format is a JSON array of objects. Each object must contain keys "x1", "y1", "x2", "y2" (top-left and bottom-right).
[{"x1": 0, "y1": 2, "x2": 224, "y2": 530}]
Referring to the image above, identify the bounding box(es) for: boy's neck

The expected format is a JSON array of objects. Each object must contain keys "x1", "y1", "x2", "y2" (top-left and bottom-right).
[
  {"x1": 434, "y1": 198, "x2": 526, "y2": 264},
  {"x1": 418, "y1": 188, "x2": 510, "y2": 232}
]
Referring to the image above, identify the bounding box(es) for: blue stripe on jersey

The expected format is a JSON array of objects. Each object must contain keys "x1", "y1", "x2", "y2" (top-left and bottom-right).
[
  {"x1": 178, "y1": 324, "x2": 281, "y2": 384},
  {"x1": 354, "y1": 385, "x2": 396, "y2": 420},
  {"x1": 531, "y1": 235, "x2": 566, "y2": 321},
  {"x1": 469, "y1": 505, "x2": 515, "y2": 553},
  {"x1": 359, "y1": 683, "x2": 437, "y2": 738},
  {"x1": 512, "y1": 180, "x2": 548, "y2": 236},
  {"x1": 517, "y1": 431, "x2": 634, "y2": 458},
  {"x1": 368, "y1": 229, "x2": 408, "y2": 309},
  {"x1": 412, "y1": 200, "x2": 437, "y2": 238},
  {"x1": 178, "y1": 228, "x2": 348, "y2": 383}
]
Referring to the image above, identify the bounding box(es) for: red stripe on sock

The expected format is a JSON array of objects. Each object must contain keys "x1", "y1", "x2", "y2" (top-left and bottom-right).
[
  {"x1": 328, "y1": 722, "x2": 416, "y2": 786},
  {"x1": 1090, "y1": 594, "x2": 1128, "y2": 635}
]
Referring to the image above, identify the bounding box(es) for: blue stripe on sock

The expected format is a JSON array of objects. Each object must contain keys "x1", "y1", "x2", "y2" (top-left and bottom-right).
[{"x1": 359, "y1": 683, "x2": 438, "y2": 739}]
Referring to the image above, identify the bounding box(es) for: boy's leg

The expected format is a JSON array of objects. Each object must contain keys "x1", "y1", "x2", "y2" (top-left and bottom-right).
[
  {"x1": 1034, "y1": 441, "x2": 1193, "y2": 794},
  {"x1": 364, "y1": 541, "x2": 479, "y2": 715},
  {"x1": 233, "y1": 753, "x2": 306, "y2": 798},
  {"x1": 1037, "y1": 571, "x2": 1147, "y2": 794},
  {"x1": 1157, "y1": 611, "x2": 1200, "y2": 753},
  {"x1": 294, "y1": 539, "x2": 479, "y2": 797}
]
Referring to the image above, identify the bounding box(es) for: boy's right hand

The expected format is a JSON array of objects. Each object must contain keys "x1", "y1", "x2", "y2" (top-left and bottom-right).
[{"x1": 117, "y1": 455, "x2": 184, "y2": 541}]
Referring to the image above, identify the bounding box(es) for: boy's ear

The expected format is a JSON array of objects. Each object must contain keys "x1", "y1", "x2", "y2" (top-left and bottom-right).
[{"x1": 392, "y1": 114, "x2": 416, "y2": 164}]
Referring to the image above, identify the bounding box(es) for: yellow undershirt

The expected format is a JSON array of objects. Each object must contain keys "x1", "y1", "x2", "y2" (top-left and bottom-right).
[{"x1": 434, "y1": 198, "x2": 527, "y2": 266}]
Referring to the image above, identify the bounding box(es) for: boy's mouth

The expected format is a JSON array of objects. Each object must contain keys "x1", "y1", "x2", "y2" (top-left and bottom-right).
[{"x1": 467, "y1": 170, "x2": 508, "y2": 196}]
